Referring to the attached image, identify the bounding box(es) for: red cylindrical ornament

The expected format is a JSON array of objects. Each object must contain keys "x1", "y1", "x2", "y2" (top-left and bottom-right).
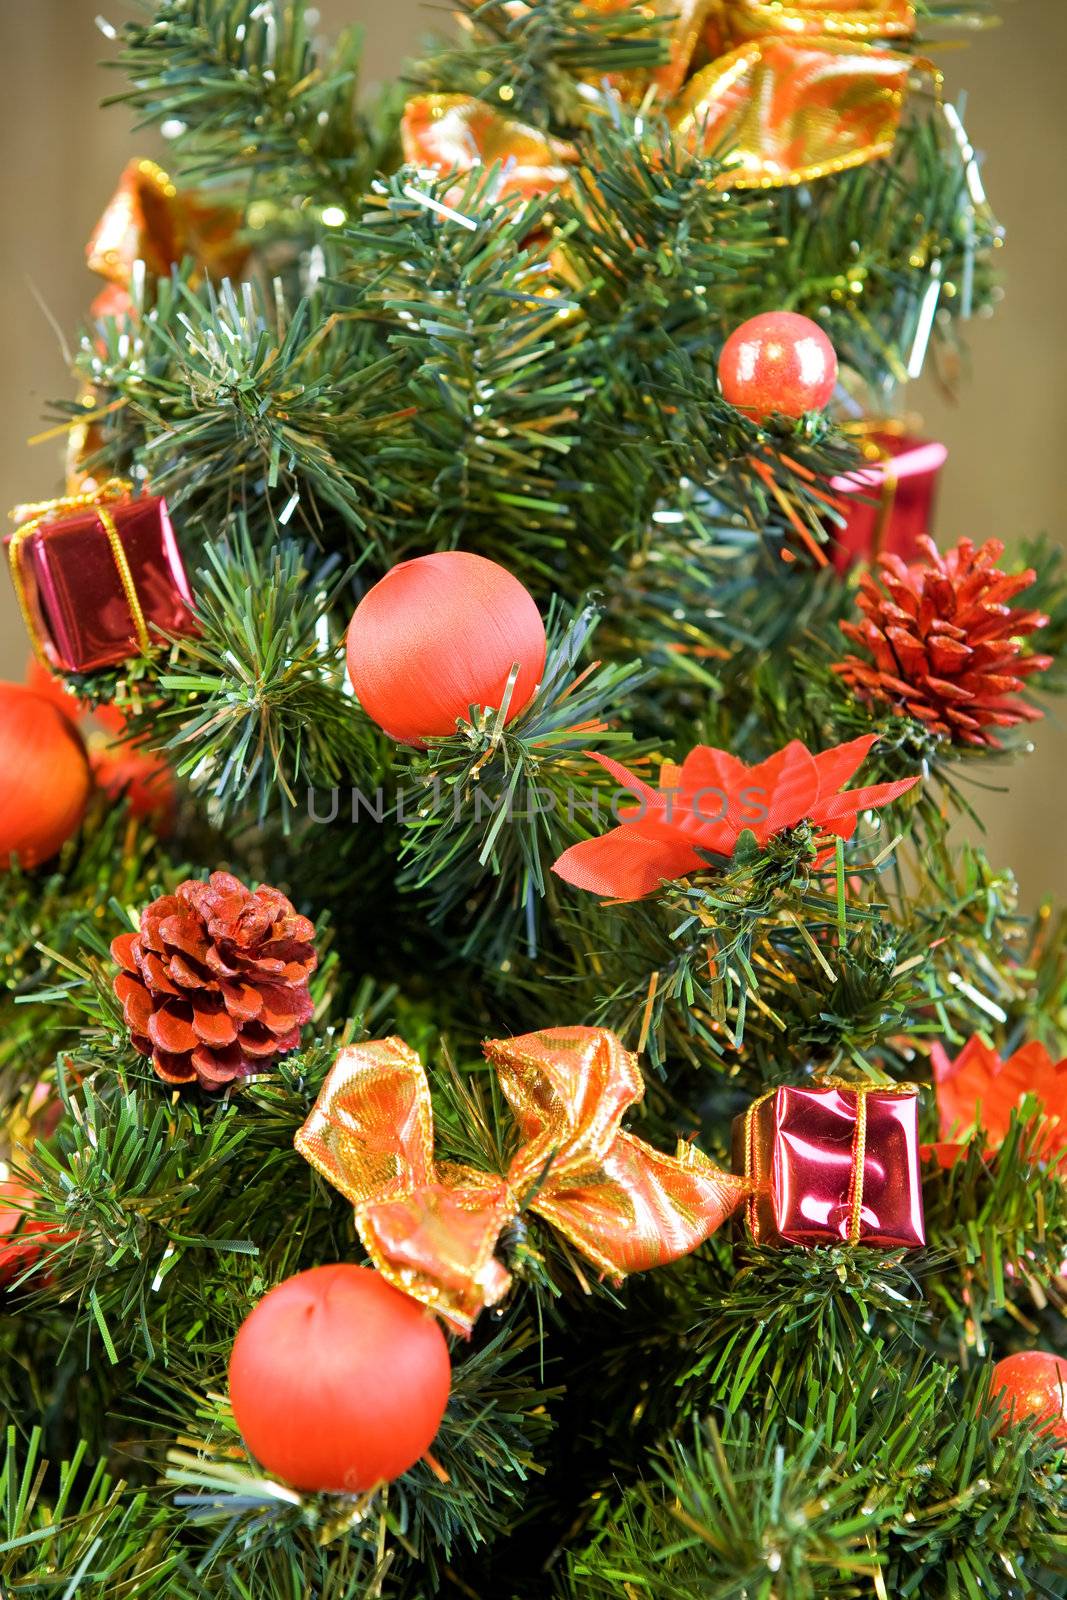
[
  {"x1": 0, "y1": 683, "x2": 93, "y2": 870},
  {"x1": 830, "y1": 433, "x2": 947, "y2": 572},
  {"x1": 989, "y1": 1351, "x2": 1067, "y2": 1443},
  {"x1": 346, "y1": 551, "x2": 547, "y2": 745},
  {"x1": 718, "y1": 312, "x2": 838, "y2": 420},
  {"x1": 228, "y1": 1264, "x2": 452, "y2": 1492}
]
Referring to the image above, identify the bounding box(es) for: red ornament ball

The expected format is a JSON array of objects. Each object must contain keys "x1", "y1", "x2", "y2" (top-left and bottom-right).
[
  {"x1": 718, "y1": 312, "x2": 838, "y2": 420},
  {"x1": 346, "y1": 551, "x2": 547, "y2": 745},
  {"x1": 229, "y1": 1264, "x2": 452, "y2": 1492},
  {"x1": 989, "y1": 1350, "x2": 1067, "y2": 1443},
  {"x1": 0, "y1": 682, "x2": 92, "y2": 870}
]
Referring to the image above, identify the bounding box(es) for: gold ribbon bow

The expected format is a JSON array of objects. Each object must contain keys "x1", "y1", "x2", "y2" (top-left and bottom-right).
[
  {"x1": 741, "y1": 1077, "x2": 918, "y2": 1244},
  {"x1": 295, "y1": 1026, "x2": 748, "y2": 1335},
  {"x1": 404, "y1": 0, "x2": 929, "y2": 197},
  {"x1": 8, "y1": 480, "x2": 150, "y2": 670},
  {"x1": 667, "y1": 0, "x2": 929, "y2": 188}
]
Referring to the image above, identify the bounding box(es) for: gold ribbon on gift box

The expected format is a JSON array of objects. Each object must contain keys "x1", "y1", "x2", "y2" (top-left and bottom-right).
[
  {"x1": 404, "y1": 0, "x2": 934, "y2": 194},
  {"x1": 741, "y1": 1077, "x2": 918, "y2": 1244},
  {"x1": 295, "y1": 1026, "x2": 748, "y2": 1335},
  {"x1": 8, "y1": 480, "x2": 150, "y2": 671}
]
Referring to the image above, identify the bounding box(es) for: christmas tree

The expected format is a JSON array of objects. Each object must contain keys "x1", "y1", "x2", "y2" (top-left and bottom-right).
[{"x1": 2, "y1": 2, "x2": 1066, "y2": 1595}]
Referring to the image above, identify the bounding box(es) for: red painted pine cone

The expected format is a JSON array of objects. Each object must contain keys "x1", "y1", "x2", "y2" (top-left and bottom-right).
[
  {"x1": 835, "y1": 536, "x2": 1053, "y2": 748},
  {"x1": 111, "y1": 872, "x2": 317, "y2": 1090}
]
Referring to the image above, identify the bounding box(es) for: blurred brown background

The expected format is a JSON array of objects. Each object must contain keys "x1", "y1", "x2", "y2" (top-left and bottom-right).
[{"x1": 1, "y1": 1, "x2": 1064, "y2": 904}]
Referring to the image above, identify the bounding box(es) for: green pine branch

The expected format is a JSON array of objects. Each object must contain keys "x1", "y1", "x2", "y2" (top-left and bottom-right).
[
  {"x1": 64, "y1": 272, "x2": 410, "y2": 559},
  {"x1": 394, "y1": 601, "x2": 647, "y2": 964},
  {"x1": 104, "y1": 0, "x2": 382, "y2": 210},
  {"x1": 148, "y1": 526, "x2": 380, "y2": 824},
  {"x1": 568, "y1": 1354, "x2": 1067, "y2": 1599}
]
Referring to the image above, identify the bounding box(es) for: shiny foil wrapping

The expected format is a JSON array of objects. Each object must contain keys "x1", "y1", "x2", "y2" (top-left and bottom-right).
[
  {"x1": 401, "y1": 1, "x2": 925, "y2": 205},
  {"x1": 86, "y1": 157, "x2": 248, "y2": 291},
  {"x1": 7, "y1": 495, "x2": 196, "y2": 673},
  {"x1": 831, "y1": 433, "x2": 948, "y2": 572},
  {"x1": 732, "y1": 1083, "x2": 925, "y2": 1248}
]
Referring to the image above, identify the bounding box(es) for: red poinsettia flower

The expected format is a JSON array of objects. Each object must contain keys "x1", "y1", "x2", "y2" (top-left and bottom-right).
[
  {"x1": 929, "y1": 1036, "x2": 1067, "y2": 1166},
  {"x1": 552, "y1": 733, "x2": 918, "y2": 901}
]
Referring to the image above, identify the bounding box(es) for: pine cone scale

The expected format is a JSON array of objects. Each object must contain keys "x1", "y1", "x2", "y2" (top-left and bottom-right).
[
  {"x1": 191, "y1": 1002, "x2": 239, "y2": 1046},
  {"x1": 141, "y1": 951, "x2": 185, "y2": 995}
]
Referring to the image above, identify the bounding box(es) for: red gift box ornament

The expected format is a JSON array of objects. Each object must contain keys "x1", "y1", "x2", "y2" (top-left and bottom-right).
[
  {"x1": 830, "y1": 430, "x2": 948, "y2": 573},
  {"x1": 7, "y1": 480, "x2": 196, "y2": 673},
  {"x1": 733, "y1": 1081, "x2": 926, "y2": 1248}
]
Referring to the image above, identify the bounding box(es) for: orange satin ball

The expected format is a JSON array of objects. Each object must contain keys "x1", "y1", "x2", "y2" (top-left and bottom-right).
[
  {"x1": 229, "y1": 1265, "x2": 452, "y2": 1492},
  {"x1": 718, "y1": 311, "x2": 838, "y2": 420},
  {"x1": 346, "y1": 552, "x2": 547, "y2": 745},
  {"x1": 0, "y1": 682, "x2": 92, "y2": 870},
  {"x1": 989, "y1": 1351, "x2": 1067, "y2": 1443}
]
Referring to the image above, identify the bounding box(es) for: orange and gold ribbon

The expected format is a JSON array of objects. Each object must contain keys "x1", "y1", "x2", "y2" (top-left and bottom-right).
[
  {"x1": 400, "y1": 96, "x2": 578, "y2": 205},
  {"x1": 723, "y1": 0, "x2": 915, "y2": 45},
  {"x1": 671, "y1": 1, "x2": 929, "y2": 188},
  {"x1": 87, "y1": 157, "x2": 248, "y2": 294},
  {"x1": 403, "y1": 1, "x2": 929, "y2": 198},
  {"x1": 296, "y1": 1025, "x2": 748, "y2": 1334},
  {"x1": 8, "y1": 481, "x2": 150, "y2": 670}
]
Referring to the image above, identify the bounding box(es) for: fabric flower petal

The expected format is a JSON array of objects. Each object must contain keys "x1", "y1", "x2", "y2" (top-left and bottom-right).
[{"x1": 552, "y1": 828, "x2": 705, "y2": 901}]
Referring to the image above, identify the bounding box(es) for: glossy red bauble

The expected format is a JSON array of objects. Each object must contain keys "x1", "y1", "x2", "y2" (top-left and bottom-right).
[
  {"x1": 0, "y1": 682, "x2": 93, "y2": 870},
  {"x1": 228, "y1": 1264, "x2": 452, "y2": 1492},
  {"x1": 989, "y1": 1351, "x2": 1067, "y2": 1443},
  {"x1": 718, "y1": 312, "x2": 838, "y2": 420},
  {"x1": 346, "y1": 551, "x2": 547, "y2": 745}
]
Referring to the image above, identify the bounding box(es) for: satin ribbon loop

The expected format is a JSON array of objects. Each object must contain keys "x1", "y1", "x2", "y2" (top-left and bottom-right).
[
  {"x1": 8, "y1": 480, "x2": 152, "y2": 670},
  {"x1": 671, "y1": 36, "x2": 929, "y2": 189},
  {"x1": 400, "y1": 0, "x2": 926, "y2": 207},
  {"x1": 622, "y1": 0, "x2": 926, "y2": 189},
  {"x1": 296, "y1": 1026, "x2": 748, "y2": 1335}
]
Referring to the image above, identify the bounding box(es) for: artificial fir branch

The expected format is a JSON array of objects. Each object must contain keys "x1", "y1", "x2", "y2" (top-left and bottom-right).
[
  {"x1": 0, "y1": 799, "x2": 180, "y2": 1080},
  {"x1": 922, "y1": 1111, "x2": 1067, "y2": 1349},
  {"x1": 0, "y1": 1429, "x2": 180, "y2": 1598},
  {"x1": 341, "y1": 170, "x2": 591, "y2": 575},
  {"x1": 150, "y1": 526, "x2": 379, "y2": 824},
  {"x1": 395, "y1": 601, "x2": 648, "y2": 963},
  {"x1": 409, "y1": 0, "x2": 670, "y2": 130},
  {"x1": 104, "y1": 0, "x2": 384, "y2": 211},
  {"x1": 67, "y1": 273, "x2": 408, "y2": 554},
  {"x1": 567, "y1": 1358, "x2": 1067, "y2": 1599},
  {"x1": 761, "y1": 103, "x2": 1002, "y2": 395}
]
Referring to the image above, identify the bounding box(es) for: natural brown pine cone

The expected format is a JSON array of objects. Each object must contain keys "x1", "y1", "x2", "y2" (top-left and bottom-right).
[
  {"x1": 834, "y1": 536, "x2": 1053, "y2": 748},
  {"x1": 111, "y1": 872, "x2": 317, "y2": 1090}
]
